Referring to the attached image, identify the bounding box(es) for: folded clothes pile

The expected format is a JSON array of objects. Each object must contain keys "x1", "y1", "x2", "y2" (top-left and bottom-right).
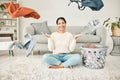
[{"x1": 83, "y1": 43, "x2": 98, "y2": 48}]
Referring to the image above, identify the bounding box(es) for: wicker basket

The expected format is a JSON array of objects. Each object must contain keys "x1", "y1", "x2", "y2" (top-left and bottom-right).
[
  {"x1": 80, "y1": 45, "x2": 108, "y2": 69},
  {"x1": 112, "y1": 26, "x2": 120, "y2": 36}
]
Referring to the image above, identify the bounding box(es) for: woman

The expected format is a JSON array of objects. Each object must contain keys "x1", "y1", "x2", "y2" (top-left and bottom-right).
[{"x1": 42, "y1": 17, "x2": 81, "y2": 68}]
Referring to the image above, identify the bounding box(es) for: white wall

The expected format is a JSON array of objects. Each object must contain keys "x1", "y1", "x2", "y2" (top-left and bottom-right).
[{"x1": 19, "y1": 0, "x2": 120, "y2": 41}]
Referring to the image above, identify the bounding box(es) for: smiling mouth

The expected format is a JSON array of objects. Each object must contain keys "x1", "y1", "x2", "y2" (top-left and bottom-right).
[{"x1": 59, "y1": 26, "x2": 65, "y2": 28}]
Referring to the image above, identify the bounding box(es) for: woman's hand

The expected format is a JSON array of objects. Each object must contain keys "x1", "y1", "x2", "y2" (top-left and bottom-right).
[
  {"x1": 44, "y1": 33, "x2": 51, "y2": 38},
  {"x1": 74, "y1": 34, "x2": 82, "y2": 39}
]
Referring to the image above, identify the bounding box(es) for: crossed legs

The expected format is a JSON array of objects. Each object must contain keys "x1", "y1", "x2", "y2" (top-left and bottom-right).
[{"x1": 42, "y1": 53, "x2": 81, "y2": 68}]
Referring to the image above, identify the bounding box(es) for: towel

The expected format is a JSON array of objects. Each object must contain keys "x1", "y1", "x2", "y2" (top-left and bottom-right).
[{"x1": 4, "y1": 2, "x2": 40, "y2": 19}]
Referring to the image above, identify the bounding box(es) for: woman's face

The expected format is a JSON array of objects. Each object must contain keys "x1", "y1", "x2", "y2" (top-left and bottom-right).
[{"x1": 57, "y1": 19, "x2": 66, "y2": 32}]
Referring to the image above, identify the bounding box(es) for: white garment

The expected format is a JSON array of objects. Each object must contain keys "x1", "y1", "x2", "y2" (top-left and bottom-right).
[{"x1": 48, "y1": 32, "x2": 76, "y2": 54}]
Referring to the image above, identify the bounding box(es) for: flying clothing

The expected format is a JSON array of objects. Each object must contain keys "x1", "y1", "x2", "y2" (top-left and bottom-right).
[
  {"x1": 4, "y1": 2, "x2": 40, "y2": 19},
  {"x1": 9, "y1": 34, "x2": 37, "y2": 57}
]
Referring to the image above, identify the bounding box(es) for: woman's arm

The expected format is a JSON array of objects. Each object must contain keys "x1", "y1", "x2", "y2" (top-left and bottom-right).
[
  {"x1": 69, "y1": 34, "x2": 82, "y2": 52},
  {"x1": 45, "y1": 33, "x2": 55, "y2": 51},
  {"x1": 69, "y1": 34, "x2": 76, "y2": 52},
  {"x1": 48, "y1": 37, "x2": 55, "y2": 51}
]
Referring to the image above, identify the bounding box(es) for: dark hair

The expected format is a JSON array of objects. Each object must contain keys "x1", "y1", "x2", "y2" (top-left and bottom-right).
[{"x1": 56, "y1": 17, "x2": 66, "y2": 24}]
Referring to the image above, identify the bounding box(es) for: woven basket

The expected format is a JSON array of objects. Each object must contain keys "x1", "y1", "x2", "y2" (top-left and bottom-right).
[
  {"x1": 112, "y1": 26, "x2": 120, "y2": 36},
  {"x1": 80, "y1": 45, "x2": 108, "y2": 69}
]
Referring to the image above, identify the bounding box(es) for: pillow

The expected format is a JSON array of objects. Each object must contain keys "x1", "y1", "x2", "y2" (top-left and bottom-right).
[
  {"x1": 80, "y1": 26, "x2": 92, "y2": 34},
  {"x1": 81, "y1": 19, "x2": 100, "y2": 35},
  {"x1": 31, "y1": 21, "x2": 51, "y2": 34}
]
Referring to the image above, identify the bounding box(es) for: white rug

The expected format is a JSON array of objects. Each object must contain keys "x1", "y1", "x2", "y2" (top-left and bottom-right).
[{"x1": 0, "y1": 55, "x2": 120, "y2": 80}]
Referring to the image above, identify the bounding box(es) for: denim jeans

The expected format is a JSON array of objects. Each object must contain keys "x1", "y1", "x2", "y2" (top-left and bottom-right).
[{"x1": 42, "y1": 53, "x2": 81, "y2": 68}]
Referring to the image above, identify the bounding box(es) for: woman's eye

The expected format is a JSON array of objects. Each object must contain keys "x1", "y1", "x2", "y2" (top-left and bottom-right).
[{"x1": 58, "y1": 23, "x2": 61, "y2": 25}]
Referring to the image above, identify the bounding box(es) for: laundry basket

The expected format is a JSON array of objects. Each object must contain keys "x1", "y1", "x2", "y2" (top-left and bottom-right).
[{"x1": 80, "y1": 44, "x2": 108, "y2": 69}]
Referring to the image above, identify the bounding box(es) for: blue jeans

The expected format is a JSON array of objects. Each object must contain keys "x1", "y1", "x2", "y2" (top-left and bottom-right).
[{"x1": 42, "y1": 53, "x2": 81, "y2": 68}]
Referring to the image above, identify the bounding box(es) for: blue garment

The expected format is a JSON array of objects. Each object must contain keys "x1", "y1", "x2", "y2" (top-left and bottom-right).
[
  {"x1": 42, "y1": 53, "x2": 81, "y2": 68},
  {"x1": 68, "y1": 0, "x2": 104, "y2": 11},
  {"x1": 9, "y1": 34, "x2": 36, "y2": 57},
  {"x1": 82, "y1": 0, "x2": 104, "y2": 11}
]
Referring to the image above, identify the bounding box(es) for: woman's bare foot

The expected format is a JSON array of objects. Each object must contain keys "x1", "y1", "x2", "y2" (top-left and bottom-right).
[
  {"x1": 49, "y1": 63, "x2": 64, "y2": 69},
  {"x1": 49, "y1": 65, "x2": 64, "y2": 68},
  {"x1": 69, "y1": 66, "x2": 73, "y2": 69}
]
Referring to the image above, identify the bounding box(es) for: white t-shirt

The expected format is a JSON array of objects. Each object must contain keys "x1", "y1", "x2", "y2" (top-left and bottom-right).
[{"x1": 48, "y1": 32, "x2": 76, "y2": 54}]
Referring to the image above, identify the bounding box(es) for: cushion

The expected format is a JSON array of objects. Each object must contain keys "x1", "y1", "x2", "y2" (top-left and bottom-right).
[
  {"x1": 76, "y1": 35, "x2": 101, "y2": 43},
  {"x1": 81, "y1": 19, "x2": 100, "y2": 35},
  {"x1": 80, "y1": 26, "x2": 92, "y2": 34},
  {"x1": 31, "y1": 21, "x2": 51, "y2": 34},
  {"x1": 24, "y1": 26, "x2": 35, "y2": 35},
  {"x1": 32, "y1": 35, "x2": 48, "y2": 44}
]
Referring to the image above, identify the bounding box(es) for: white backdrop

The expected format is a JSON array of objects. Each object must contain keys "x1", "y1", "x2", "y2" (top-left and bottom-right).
[{"x1": 18, "y1": 0, "x2": 120, "y2": 41}]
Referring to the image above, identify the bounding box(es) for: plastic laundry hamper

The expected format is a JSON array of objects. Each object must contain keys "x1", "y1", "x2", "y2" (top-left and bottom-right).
[{"x1": 80, "y1": 45, "x2": 108, "y2": 69}]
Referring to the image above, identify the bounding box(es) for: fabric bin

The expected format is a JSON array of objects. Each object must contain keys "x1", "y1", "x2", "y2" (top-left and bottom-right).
[{"x1": 80, "y1": 45, "x2": 108, "y2": 69}]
